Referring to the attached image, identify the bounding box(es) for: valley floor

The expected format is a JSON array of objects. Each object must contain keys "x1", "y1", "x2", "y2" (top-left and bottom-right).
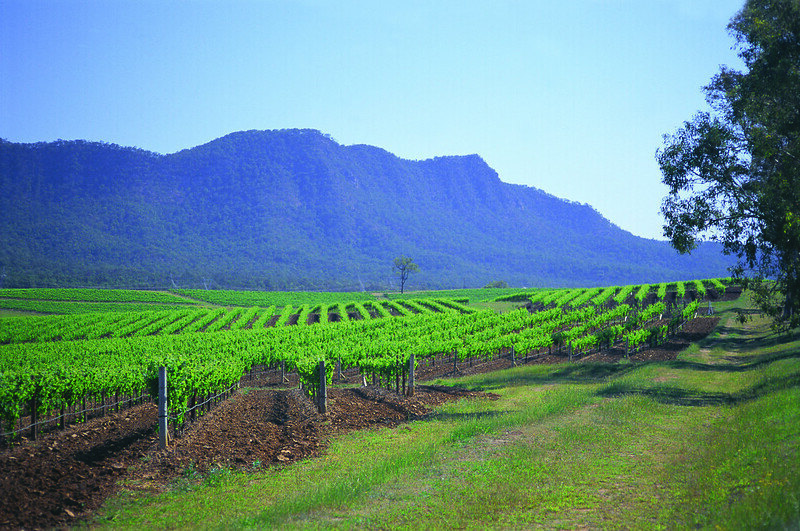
[
  {"x1": 3, "y1": 295, "x2": 799, "y2": 529},
  {"x1": 96, "y1": 296, "x2": 799, "y2": 529}
]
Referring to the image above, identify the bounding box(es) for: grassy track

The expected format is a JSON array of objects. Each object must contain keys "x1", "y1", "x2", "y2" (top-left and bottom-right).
[{"x1": 93, "y1": 295, "x2": 800, "y2": 529}]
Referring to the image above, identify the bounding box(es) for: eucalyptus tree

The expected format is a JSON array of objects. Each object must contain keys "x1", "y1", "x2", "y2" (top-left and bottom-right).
[
  {"x1": 657, "y1": 0, "x2": 800, "y2": 330},
  {"x1": 393, "y1": 256, "x2": 418, "y2": 294}
]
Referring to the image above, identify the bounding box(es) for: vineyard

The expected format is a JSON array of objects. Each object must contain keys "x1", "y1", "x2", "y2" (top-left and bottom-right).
[
  {"x1": 0, "y1": 278, "x2": 744, "y2": 528},
  {"x1": 0, "y1": 278, "x2": 733, "y2": 446},
  {"x1": 0, "y1": 288, "x2": 200, "y2": 315}
]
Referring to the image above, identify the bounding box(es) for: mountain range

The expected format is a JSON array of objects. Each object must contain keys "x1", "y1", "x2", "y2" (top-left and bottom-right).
[{"x1": 0, "y1": 129, "x2": 731, "y2": 291}]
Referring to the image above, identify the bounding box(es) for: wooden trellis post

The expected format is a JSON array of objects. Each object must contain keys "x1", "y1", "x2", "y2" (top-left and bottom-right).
[
  {"x1": 407, "y1": 354, "x2": 415, "y2": 397},
  {"x1": 317, "y1": 360, "x2": 327, "y2": 414},
  {"x1": 29, "y1": 394, "x2": 39, "y2": 441},
  {"x1": 158, "y1": 366, "x2": 169, "y2": 449}
]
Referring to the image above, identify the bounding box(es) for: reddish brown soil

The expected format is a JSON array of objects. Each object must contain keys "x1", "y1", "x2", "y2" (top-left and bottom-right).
[
  {"x1": 0, "y1": 405, "x2": 158, "y2": 529},
  {"x1": 0, "y1": 316, "x2": 719, "y2": 530},
  {"x1": 0, "y1": 385, "x2": 492, "y2": 530}
]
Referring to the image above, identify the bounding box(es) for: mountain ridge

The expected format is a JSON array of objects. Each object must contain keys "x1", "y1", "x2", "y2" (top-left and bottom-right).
[{"x1": 0, "y1": 129, "x2": 731, "y2": 290}]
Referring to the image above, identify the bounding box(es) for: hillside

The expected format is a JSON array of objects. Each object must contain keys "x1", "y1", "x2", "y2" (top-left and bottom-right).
[{"x1": 0, "y1": 129, "x2": 730, "y2": 290}]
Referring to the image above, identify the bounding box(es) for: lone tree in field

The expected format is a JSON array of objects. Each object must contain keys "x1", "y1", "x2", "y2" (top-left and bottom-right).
[
  {"x1": 657, "y1": 0, "x2": 800, "y2": 331},
  {"x1": 393, "y1": 256, "x2": 418, "y2": 294}
]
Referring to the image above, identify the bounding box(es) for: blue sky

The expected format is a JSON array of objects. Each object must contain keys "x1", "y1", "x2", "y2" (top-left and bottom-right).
[{"x1": 1, "y1": 0, "x2": 745, "y2": 240}]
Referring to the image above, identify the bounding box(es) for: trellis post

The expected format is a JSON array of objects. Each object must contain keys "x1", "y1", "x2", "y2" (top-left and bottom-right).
[
  {"x1": 29, "y1": 394, "x2": 39, "y2": 441},
  {"x1": 158, "y1": 366, "x2": 169, "y2": 449},
  {"x1": 317, "y1": 360, "x2": 327, "y2": 414},
  {"x1": 407, "y1": 353, "x2": 415, "y2": 397}
]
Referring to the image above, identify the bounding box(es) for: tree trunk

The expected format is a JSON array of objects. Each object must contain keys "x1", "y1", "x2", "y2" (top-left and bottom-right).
[{"x1": 783, "y1": 290, "x2": 794, "y2": 321}]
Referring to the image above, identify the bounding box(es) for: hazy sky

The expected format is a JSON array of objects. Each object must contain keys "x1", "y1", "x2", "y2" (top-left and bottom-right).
[{"x1": 1, "y1": 0, "x2": 745, "y2": 240}]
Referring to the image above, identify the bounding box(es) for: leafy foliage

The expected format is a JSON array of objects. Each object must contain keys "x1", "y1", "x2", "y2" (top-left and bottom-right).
[
  {"x1": 393, "y1": 256, "x2": 419, "y2": 294},
  {"x1": 0, "y1": 282, "x2": 712, "y2": 436},
  {"x1": 657, "y1": 0, "x2": 800, "y2": 330},
  {"x1": 0, "y1": 130, "x2": 730, "y2": 292}
]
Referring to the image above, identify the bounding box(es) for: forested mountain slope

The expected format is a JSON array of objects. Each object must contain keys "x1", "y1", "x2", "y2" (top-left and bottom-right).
[{"x1": 0, "y1": 129, "x2": 730, "y2": 290}]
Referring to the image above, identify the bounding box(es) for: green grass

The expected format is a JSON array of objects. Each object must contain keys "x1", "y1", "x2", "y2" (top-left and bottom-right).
[{"x1": 91, "y1": 294, "x2": 800, "y2": 529}]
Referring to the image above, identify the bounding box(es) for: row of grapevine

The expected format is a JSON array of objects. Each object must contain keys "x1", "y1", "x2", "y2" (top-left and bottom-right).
[
  {"x1": 0, "y1": 288, "x2": 196, "y2": 305},
  {"x1": 0, "y1": 282, "x2": 721, "y2": 442},
  {"x1": 0, "y1": 298, "x2": 459, "y2": 345},
  {"x1": 173, "y1": 289, "x2": 376, "y2": 307},
  {"x1": 567, "y1": 287, "x2": 603, "y2": 308},
  {"x1": 613, "y1": 285, "x2": 637, "y2": 304},
  {"x1": 514, "y1": 277, "x2": 731, "y2": 314},
  {"x1": 0, "y1": 302, "x2": 611, "y2": 436},
  {"x1": 590, "y1": 286, "x2": 618, "y2": 306},
  {"x1": 0, "y1": 299, "x2": 197, "y2": 315}
]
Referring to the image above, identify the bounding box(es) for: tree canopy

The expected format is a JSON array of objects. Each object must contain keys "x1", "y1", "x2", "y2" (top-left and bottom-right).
[
  {"x1": 657, "y1": 0, "x2": 800, "y2": 330},
  {"x1": 393, "y1": 256, "x2": 418, "y2": 294}
]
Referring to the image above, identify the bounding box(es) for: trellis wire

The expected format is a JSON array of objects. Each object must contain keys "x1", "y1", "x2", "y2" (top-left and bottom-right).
[
  {"x1": 167, "y1": 381, "x2": 240, "y2": 424},
  {"x1": 4, "y1": 305, "x2": 709, "y2": 443},
  {"x1": 1, "y1": 391, "x2": 148, "y2": 440}
]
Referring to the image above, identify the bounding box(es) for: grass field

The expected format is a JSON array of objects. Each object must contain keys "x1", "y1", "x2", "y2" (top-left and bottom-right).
[{"x1": 92, "y1": 294, "x2": 800, "y2": 529}]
